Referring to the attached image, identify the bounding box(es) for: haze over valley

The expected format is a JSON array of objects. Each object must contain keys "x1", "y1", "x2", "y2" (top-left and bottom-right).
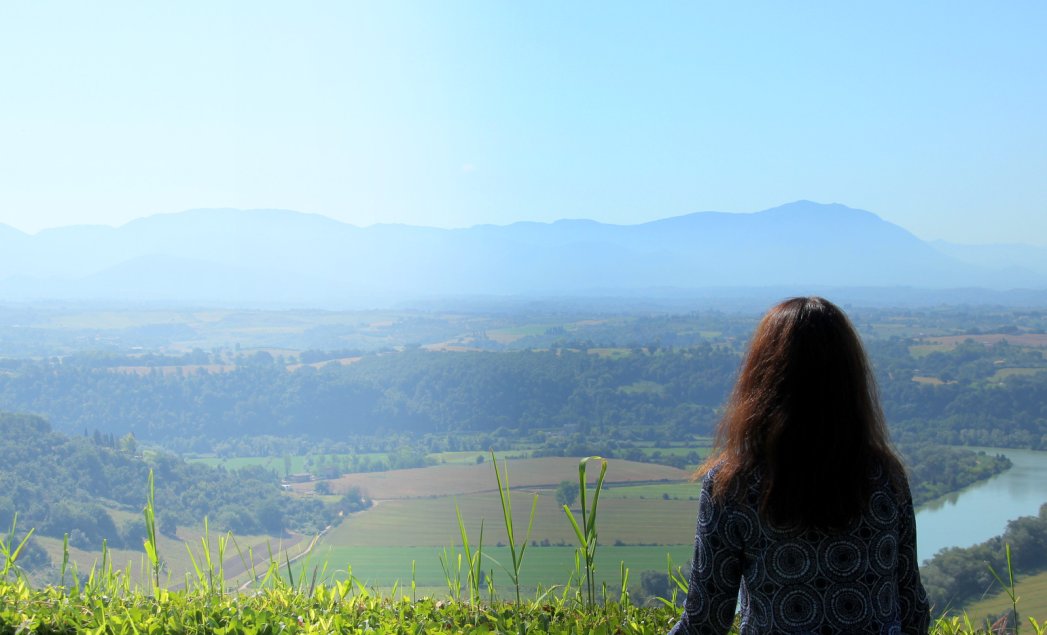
[
  {"x1": 3, "y1": 201, "x2": 1047, "y2": 307},
  {"x1": 3, "y1": 1, "x2": 1047, "y2": 628}
]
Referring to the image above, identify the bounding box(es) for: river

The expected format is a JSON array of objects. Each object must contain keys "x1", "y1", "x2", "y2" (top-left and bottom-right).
[{"x1": 915, "y1": 447, "x2": 1047, "y2": 563}]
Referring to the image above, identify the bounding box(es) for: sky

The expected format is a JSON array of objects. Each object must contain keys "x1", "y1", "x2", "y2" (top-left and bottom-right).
[{"x1": 1, "y1": 2, "x2": 1045, "y2": 244}]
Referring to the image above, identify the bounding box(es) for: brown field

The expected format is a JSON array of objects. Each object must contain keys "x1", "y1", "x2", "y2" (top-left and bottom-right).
[
  {"x1": 286, "y1": 356, "x2": 363, "y2": 371},
  {"x1": 298, "y1": 457, "x2": 690, "y2": 499},
  {"x1": 912, "y1": 375, "x2": 947, "y2": 385},
  {"x1": 921, "y1": 333, "x2": 1047, "y2": 349}
]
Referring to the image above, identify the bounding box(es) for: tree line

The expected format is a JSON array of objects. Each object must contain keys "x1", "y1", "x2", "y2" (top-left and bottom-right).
[{"x1": 1, "y1": 339, "x2": 1045, "y2": 451}]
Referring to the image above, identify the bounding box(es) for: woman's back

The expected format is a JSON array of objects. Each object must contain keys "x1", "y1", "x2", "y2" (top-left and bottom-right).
[
  {"x1": 669, "y1": 297, "x2": 930, "y2": 634},
  {"x1": 672, "y1": 464, "x2": 928, "y2": 634}
]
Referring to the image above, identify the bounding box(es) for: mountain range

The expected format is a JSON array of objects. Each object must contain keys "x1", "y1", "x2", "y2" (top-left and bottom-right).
[{"x1": 1, "y1": 201, "x2": 1045, "y2": 307}]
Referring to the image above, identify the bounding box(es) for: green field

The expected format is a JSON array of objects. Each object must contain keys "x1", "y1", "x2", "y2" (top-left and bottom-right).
[
  {"x1": 430, "y1": 450, "x2": 532, "y2": 464},
  {"x1": 961, "y1": 568, "x2": 1047, "y2": 623},
  {"x1": 323, "y1": 491, "x2": 695, "y2": 548},
  {"x1": 190, "y1": 452, "x2": 393, "y2": 474},
  {"x1": 990, "y1": 367, "x2": 1046, "y2": 381},
  {"x1": 296, "y1": 457, "x2": 699, "y2": 594},
  {"x1": 601, "y1": 482, "x2": 700, "y2": 500},
  {"x1": 909, "y1": 343, "x2": 953, "y2": 357},
  {"x1": 291, "y1": 544, "x2": 694, "y2": 593}
]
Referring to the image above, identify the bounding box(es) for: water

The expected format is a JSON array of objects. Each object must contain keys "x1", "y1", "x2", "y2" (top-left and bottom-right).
[{"x1": 915, "y1": 447, "x2": 1047, "y2": 563}]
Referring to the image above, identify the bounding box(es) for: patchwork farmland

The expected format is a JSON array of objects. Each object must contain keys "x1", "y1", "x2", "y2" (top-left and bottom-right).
[{"x1": 291, "y1": 457, "x2": 700, "y2": 592}]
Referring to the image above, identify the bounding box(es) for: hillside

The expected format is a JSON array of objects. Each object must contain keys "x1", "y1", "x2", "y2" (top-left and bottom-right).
[{"x1": 0, "y1": 413, "x2": 357, "y2": 560}]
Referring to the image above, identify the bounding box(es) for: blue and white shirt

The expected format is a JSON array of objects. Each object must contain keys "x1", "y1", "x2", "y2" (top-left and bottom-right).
[{"x1": 669, "y1": 465, "x2": 930, "y2": 634}]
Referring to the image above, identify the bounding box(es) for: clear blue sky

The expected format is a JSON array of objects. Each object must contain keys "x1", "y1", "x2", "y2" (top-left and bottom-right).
[{"x1": 1, "y1": 1, "x2": 1044, "y2": 244}]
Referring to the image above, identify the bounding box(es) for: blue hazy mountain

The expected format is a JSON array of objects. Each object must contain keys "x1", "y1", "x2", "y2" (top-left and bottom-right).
[{"x1": 0, "y1": 201, "x2": 1043, "y2": 306}]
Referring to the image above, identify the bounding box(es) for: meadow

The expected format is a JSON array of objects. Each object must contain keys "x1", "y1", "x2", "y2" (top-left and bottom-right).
[
  {"x1": 964, "y1": 568, "x2": 1047, "y2": 622},
  {"x1": 274, "y1": 456, "x2": 701, "y2": 598}
]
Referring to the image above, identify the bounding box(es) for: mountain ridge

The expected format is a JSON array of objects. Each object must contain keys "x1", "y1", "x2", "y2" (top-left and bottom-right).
[{"x1": 1, "y1": 201, "x2": 1044, "y2": 307}]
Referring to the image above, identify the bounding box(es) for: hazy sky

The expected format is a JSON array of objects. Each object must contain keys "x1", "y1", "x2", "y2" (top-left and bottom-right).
[{"x1": 1, "y1": 2, "x2": 1045, "y2": 244}]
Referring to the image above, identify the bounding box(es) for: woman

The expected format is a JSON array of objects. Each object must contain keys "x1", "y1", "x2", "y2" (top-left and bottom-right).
[{"x1": 670, "y1": 297, "x2": 929, "y2": 634}]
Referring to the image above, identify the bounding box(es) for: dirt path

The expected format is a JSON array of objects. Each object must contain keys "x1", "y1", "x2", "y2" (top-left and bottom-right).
[{"x1": 232, "y1": 527, "x2": 330, "y2": 592}]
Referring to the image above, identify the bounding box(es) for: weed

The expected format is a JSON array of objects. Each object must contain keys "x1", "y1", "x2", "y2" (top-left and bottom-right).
[{"x1": 562, "y1": 455, "x2": 608, "y2": 606}]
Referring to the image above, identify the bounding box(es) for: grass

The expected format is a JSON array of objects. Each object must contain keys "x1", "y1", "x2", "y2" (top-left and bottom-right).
[
  {"x1": 963, "y1": 567, "x2": 1047, "y2": 623},
  {"x1": 191, "y1": 454, "x2": 307, "y2": 473},
  {"x1": 321, "y1": 491, "x2": 695, "y2": 548},
  {"x1": 601, "y1": 482, "x2": 699, "y2": 500},
  {"x1": 990, "y1": 367, "x2": 1047, "y2": 381},
  {"x1": 910, "y1": 343, "x2": 954, "y2": 357},
  {"x1": 295, "y1": 544, "x2": 694, "y2": 592},
  {"x1": 33, "y1": 527, "x2": 312, "y2": 589},
  {"x1": 3, "y1": 456, "x2": 1046, "y2": 634},
  {"x1": 430, "y1": 450, "x2": 531, "y2": 464}
]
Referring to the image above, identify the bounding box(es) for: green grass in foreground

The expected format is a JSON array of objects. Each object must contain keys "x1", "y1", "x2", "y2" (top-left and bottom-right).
[{"x1": 2, "y1": 572, "x2": 1044, "y2": 634}]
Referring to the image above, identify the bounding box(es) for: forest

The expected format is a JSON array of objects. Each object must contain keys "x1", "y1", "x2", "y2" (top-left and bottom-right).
[{"x1": 0, "y1": 336, "x2": 1045, "y2": 453}]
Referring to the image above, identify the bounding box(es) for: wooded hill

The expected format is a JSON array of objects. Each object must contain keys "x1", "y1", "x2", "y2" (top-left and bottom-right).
[
  {"x1": 1, "y1": 337, "x2": 1046, "y2": 451},
  {"x1": 0, "y1": 413, "x2": 367, "y2": 559}
]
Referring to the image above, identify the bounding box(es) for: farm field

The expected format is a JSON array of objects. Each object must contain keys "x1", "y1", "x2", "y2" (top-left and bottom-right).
[
  {"x1": 293, "y1": 544, "x2": 694, "y2": 594},
  {"x1": 190, "y1": 452, "x2": 395, "y2": 474},
  {"x1": 304, "y1": 457, "x2": 698, "y2": 592},
  {"x1": 429, "y1": 450, "x2": 532, "y2": 464},
  {"x1": 601, "y1": 482, "x2": 700, "y2": 500},
  {"x1": 323, "y1": 491, "x2": 696, "y2": 548}
]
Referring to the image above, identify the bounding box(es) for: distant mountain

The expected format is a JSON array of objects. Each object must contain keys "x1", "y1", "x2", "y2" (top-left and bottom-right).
[{"x1": 0, "y1": 201, "x2": 1043, "y2": 307}]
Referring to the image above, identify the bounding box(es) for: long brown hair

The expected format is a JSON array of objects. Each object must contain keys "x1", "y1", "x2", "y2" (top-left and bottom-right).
[{"x1": 698, "y1": 296, "x2": 905, "y2": 529}]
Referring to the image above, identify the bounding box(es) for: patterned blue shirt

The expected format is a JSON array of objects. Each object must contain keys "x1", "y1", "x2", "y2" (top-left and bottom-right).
[{"x1": 669, "y1": 465, "x2": 930, "y2": 634}]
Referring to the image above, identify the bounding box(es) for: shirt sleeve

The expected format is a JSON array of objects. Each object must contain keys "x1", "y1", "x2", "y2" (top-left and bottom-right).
[
  {"x1": 669, "y1": 472, "x2": 742, "y2": 635},
  {"x1": 897, "y1": 481, "x2": 930, "y2": 634}
]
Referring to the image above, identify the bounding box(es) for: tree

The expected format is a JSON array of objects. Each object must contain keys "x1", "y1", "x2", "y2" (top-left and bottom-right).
[
  {"x1": 119, "y1": 432, "x2": 137, "y2": 455},
  {"x1": 555, "y1": 480, "x2": 579, "y2": 508}
]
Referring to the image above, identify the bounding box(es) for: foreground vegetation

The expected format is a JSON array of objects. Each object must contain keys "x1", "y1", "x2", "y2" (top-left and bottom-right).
[
  {"x1": 3, "y1": 580, "x2": 1043, "y2": 634},
  {"x1": 2, "y1": 453, "x2": 1046, "y2": 633},
  {"x1": 1, "y1": 523, "x2": 1044, "y2": 634}
]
